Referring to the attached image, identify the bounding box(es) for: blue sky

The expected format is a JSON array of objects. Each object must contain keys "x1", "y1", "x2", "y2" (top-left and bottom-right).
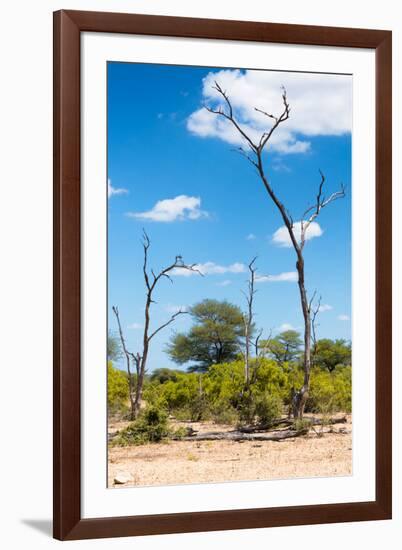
[{"x1": 107, "y1": 62, "x2": 352, "y2": 372}]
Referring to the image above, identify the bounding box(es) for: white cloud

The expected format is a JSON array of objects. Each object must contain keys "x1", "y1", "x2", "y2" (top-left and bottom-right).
[
  {"x1": 127, "y1": 195, "x2": 208, "y2": 222},
  {"x1": 272, "y1": 159, "x2": 291, "y2": 173},
  {"x1": 319, "y1": 304, "x2": 333, "y2": 312},
  {"x1": 172, "y1": 261, "x2": 246, "y2": 277},
  {"x1": 127, "y1": 323, "x2": 142, "y2": 330},
  {"x1": 108, "y1": 179, "x2": 128, "y2": 198},
  {"x1": 187, "y1": 69, "x2": 351, "y2": 154},
  {"x1": 338, "y1": 314, "x2": 350, "y2": 321},
  {"x1": 278, "y1": 323, "x2": 295, "y2": 332},
  {"x1": 256, "y1": 271, "x2": 298, "y2": 283},
  {"x1": 216, "y1": 279, "x2": 232, "y2": 287},
  {"x1": 246, "y1": 233, "x2": 256, "y2": 240},
  {"x1": 272, "y1": 221, "x2": 323, "y2": 248}
]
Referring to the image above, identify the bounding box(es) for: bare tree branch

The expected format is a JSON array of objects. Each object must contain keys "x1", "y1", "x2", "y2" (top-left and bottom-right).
[
  {"x1": 255, "y1": 87, "x2": 290, "y2": 150},
  {"x1": 142, "y1": 230, "x2": 151, "y2": 291},
  {"x1": 232, "y1": 146, "x2": 259, "y2": 170},
  {"x1": 148, "y1": 309, "x2": 188, "y2": 341},
  {"x1": 205, "y1": 82, "x2": 259, "y2": 153},
  {"x1": 310, "y1": 295, "x2": 321, "y2": 355},
  {"x1": 254, "y1": 328, "x2": 264, "y2": 357},
  {"x1": 128, "y1": 351, "x2": 142, "y2": 378},
  {"x1": 301, "y1": 171, "x2": 346, "y2": 249},
  {"x1": 205, "y1": 83, "x2": 299, "y2": 252}
]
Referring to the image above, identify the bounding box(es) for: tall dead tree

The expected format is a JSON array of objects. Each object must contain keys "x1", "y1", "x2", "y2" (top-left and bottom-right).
[
  {"x1": 113, "y1": 230, "x2": 200, "y2": 419},
  {"x1": 242, "y1": 257, "x2": 257, "y2": 386},
  {"x1": 112, "y1": 305, "x2": 137, "y2": 420},
  {"x1": 206, "y1": 83, "x2": 345, "y2": 418},
  {"x1": 310, "y1": 293, "x2": 321, "y2": 364}
]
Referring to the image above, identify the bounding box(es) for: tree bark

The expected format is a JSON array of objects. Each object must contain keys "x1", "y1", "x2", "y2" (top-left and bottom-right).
[{"x1": 292, "y1": 256, "x2": 311, "y2": 418}]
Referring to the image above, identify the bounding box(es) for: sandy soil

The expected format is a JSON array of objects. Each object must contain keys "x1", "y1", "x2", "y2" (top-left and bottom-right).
[{"x1": 108, "y1": 415, "x2": 352, "y2": 488}]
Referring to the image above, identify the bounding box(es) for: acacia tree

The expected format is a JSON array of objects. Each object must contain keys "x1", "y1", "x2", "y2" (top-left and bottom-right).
[
  {"x1": 205, "y1": 83, "x2": 345, "y2": 418},
  {"x1": 167, "y1": 299, "x2": 245, "y2": 372},
  {"x1": 113, "y1": 231, "x2": 200, "y2": 419},
  {"x1": 261, "y1": 330, "x2": 303, "y2": 366}
]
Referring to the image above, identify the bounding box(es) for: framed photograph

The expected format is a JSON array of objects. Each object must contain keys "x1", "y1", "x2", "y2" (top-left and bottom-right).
[{"x1": 53, "y1": 10, "x2": 392, "y2": 540}]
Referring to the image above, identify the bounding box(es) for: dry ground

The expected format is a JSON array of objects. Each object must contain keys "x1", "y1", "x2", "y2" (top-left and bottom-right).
[{"x1": 108, "y1": 414, "x2": 352, "y2": 488}]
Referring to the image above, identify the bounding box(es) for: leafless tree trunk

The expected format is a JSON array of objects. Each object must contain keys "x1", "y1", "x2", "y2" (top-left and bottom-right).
[
  {"x1": 113, "y1": 231, "x2": 201, "y2": 419},
  {"x1": 242, "y1": 257, "x2": 257, "y2": 386},
  {"x1": 112, "y1": 305, "x2": 137, "y2": 420},
  {"x1": 206, "y1": 83, "x2": 345, "y2": 418},
  {"x1": 310, "y1": 293, "x2": 321, "y2": 364}
]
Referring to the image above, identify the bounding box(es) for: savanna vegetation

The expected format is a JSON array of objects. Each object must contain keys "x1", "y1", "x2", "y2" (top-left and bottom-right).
[
  {"x1": 108, "y1": 84, "x2": 351, "y2": 452},
  {"x1": 108, "y1": 300, "x2": 351, "y2": 447}
]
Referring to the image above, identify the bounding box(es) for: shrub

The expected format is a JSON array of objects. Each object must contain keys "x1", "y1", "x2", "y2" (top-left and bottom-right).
[
  {"x1": 237, "y1": 390, "x2": 255, "y2": 424},
  {"x1": 112, "y1": 405, "x2": 170, "y2": 446},
  {"x1": 307, "y1": 366, "x2": 352, "y2": 413},
  {"x1": 150, "y1": 368, "x2": 180, "y2": 384},
  {"x1": 107, "y1": 362, "x2": 129, "y2": 417},
  {"x1": 205, "y1": 358, "x2": 288, "y2": 409},
  {"x1": 138, "y1": 357, "x2": 351, "y2": 431},
  {"x1": 142, "y1": 380, "x2": 166, "y2": 409},
  {"x1": 209, "y1": 400, "x2": 239, "y2": 425},
  {"x1": 161, "y1": 373, "x2": 202, "y2": 410},
  {"x1": 237, "y1": 390, "x2": 283, "y2": 425},
  {"x1": 292, "y1": 418, "x2": 312, "y2": 433},
  {"x1": 254, "y1": 393, "x2": 283, "y2": 425}
]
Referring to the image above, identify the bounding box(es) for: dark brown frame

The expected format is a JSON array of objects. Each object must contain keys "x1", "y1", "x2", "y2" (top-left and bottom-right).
[{"x1": 53, "y1": 9, "x2": 392, "y2": 541}]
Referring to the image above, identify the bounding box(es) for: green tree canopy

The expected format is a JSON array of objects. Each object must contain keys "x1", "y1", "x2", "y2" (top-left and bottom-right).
[
  {"x1": 261, "y1": 330, "x2": 303, "y2": 365},
  {"x1": 313, "y1": 338, "x2": 351, "y2": 372},
  {"x1": 166, "y1": 299, "x2": 245, "y2": 371},
  {"x1": 150, "y1": 368, "x2": 182, "y2": 384}
]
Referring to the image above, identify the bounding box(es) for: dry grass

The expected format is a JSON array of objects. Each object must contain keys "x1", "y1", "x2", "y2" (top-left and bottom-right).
[{"x1": 108, "y1": 414, "x2": 352, "y2": 488}]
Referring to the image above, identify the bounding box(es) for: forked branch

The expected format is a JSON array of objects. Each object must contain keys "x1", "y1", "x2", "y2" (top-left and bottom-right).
[
  {"x1": 301, "y1": 171, "x2": 345, "y2": 249},
  {"x1": 148, "y1": 309, "x2": 188, "y2": 341}
]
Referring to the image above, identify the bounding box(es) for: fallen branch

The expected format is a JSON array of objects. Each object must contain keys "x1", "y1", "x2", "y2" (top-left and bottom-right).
[
  {"x1": 175, "y1": 428, "x2": 309, "y2": 442},
  {"x1": 238, "y1": 416, "x2": 347, "y2": 433}
]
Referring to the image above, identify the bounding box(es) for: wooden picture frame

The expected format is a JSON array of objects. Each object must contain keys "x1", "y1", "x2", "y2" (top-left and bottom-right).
[{"x1": 53, "y1": 9, "x2": 392, "y2": 540}]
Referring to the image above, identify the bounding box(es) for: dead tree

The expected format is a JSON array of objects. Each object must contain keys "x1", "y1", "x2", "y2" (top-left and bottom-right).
[
  {"x1": 310, "y1": 293, "x2": 321, "y2": 363},
  {"x1": 242, "y1": 257, "x2": 257, "y2": 386},
  {"x1": 112, "y1": 305, "x2": 137, "y2": 420},
  {"x1": 205, "y1": 83, "x2": 345, "y2": 418},
  {"x1": 113, "y1": 230, "x2": 201, "y2": 419}
]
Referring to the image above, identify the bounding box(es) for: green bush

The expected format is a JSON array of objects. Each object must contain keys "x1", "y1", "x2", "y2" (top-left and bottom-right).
[
  {"x1": 150, "y1": 368, "x2": 180, "y2": 384},
  {"x1": 107, "y1": 362, "x2": 129, "y2": 416},
  {"x1": 237, "y1": 389, "x2": 283, "y2": 425},
  {"x1": 205, "y1": 359, "x2": 287, "y2": 424},
  {"x1": 209, "y1": 400, "x2": 239, "y2": 425},
  {"x1": 112, "y1": 405, "x2": 170, "y2": 446},
  {"x1": 161, "y1": 373, "x2": 202, "y2": 409},
  {"x1": 117, "y1": 357, "x2": 352, "y2": 431},
  {"x1": 292, "y1": 418, "x2": 312, "y2": 433},
  {"x1": 237, "y1": 390, "x2": 255, "y2": 424},
  {"x1": 307, "y1": 366, "x2": 352, "y2": 413},
  {"x1": 254, "y1": 393, "x2": 283, "y2": 425}
]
